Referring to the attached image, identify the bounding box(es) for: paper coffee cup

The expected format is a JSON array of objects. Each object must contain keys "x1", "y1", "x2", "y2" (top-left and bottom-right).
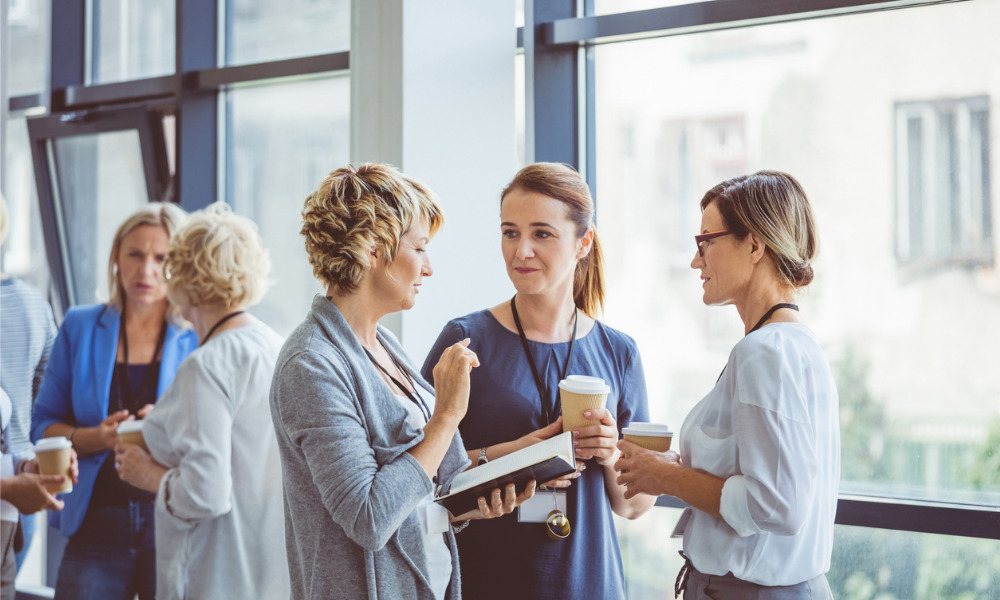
[
  {"x1": 117, "y1": 420, "x2": 148, "y2": 452},
  {"x1": 34, "y1": 437, "x2": 73, "y2": 494},
  {"x1": 559, "y1": 375, "x2": 611, "y2": 432},
  {"x1": 622, "y1": 423, "x2": 674, "y2": 452}
]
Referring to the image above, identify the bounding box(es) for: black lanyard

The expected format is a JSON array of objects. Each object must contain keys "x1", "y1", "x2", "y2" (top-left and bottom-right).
[
  {"x1": 364, "y1": 340, "x2": 432, "y2": 422},
  {"x1": 116, "y1": 307, "x2": 168, "y2": 415},
  {"x1": 510, "y1": 295, "x2": 578, "y2": 426},
  {"x1": 717, "y1": 302, "x2": 799, "y2": 382},
  {"x1": 202, "y1": 310, "x2": 245, "y2": 345}
]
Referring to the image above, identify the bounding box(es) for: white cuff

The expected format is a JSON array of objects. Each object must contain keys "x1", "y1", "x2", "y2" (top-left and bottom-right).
[{"x1": 719, "y1": 475, "x2": 762, "y2": 538}]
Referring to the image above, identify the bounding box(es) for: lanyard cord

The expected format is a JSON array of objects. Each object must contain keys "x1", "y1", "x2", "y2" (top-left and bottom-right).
[
  {"x1": 202, "y1": 310, "x2": 246, "y2": 345},
  {"x1": 116, "y1": 305, "x2": 168, "y2": 415},
  {"x1": 364, "y1": 341, "x2": 432, "y2": 423},
  {"x1": 717, "y1": 302, "x2": 799, "y2": 382},
  {"x1": 510, "y1": 295, "x2": 578, "y2": 426}
]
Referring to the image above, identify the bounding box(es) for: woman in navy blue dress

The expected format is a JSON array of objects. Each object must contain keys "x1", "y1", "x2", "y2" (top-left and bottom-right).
[{"x1": 422, "y1": 163, "x2": 655, "y2": 600}]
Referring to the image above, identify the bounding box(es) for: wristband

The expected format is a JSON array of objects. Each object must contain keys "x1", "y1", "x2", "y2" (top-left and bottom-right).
[{"x1": 67, "y1": 427, "x2": 78, "y2": 445}]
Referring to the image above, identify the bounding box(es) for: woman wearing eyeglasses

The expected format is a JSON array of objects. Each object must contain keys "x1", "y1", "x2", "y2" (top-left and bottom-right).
[
  {"x1": 615, "y1": 171, "x2": 840, "y2": 599},
  {"x1": 422, "y1": 163, "x2": 655, "y2": 600}
]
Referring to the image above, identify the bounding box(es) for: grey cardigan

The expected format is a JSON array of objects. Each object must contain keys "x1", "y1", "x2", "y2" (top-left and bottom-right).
[{"x1": 270, "y1": 295, "x2": 470, "y2": 600}]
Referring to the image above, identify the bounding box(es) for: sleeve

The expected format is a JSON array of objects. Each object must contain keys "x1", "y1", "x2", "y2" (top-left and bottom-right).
[
  {"x1": 615, "y1": 340, "x2": 650, "y2": 434},
  {"x1": 31, "y1": 318, "x2": 76, "y2": 442},
  {"x1": 419, "y1": 320, "x2": 467, "y2": 387},
  {"x1": 719, "y1": 341, "x2": 819, "y2": 537},
  {"x1": 153, "y1": 358, "x2": 236, "y2": 529},
  {"x1": 273, "y1": 350, "x2": 434, "y2": 551},
  {"x1": 32, "y1": 308, "x2": 58, "y2": 402}
]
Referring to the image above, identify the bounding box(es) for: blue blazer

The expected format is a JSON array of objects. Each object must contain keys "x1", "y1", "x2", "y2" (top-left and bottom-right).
[{"x1": 31, "y1": 303, "x2": 199, "y2": 537}]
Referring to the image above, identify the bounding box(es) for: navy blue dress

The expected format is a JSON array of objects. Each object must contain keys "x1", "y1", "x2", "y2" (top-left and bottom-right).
[{"x1": 422, "y1": 309, "x2": 649, "y2": 600}]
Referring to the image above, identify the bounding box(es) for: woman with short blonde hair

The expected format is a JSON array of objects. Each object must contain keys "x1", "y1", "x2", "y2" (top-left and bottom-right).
[
  {"x1": 116, "y1": 202, "x2": 289, "y2": 600},
  {"x1": 272, "y1": 163, "x2": 530, "y2": 600}
]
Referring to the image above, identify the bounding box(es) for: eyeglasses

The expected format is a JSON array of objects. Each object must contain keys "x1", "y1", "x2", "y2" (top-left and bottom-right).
[{"x1": 694, "y1": 230, "x2": 732, "y2": 257}]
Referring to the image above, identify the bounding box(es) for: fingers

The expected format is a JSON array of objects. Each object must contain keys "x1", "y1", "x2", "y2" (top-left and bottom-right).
[
  {"x1": 583, "y1": 408, "x2": 616, "y2": 426},
  {"x1": 105, "y1": 409, "x2": 131, "y2": 425}
]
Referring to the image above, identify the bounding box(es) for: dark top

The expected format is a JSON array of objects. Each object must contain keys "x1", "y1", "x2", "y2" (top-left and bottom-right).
[
  {"x1": 421, "y1": 309, "x2": 649, "y2": 600},
  {"x1": 91, "y1": 362, "x2": 159, "y2": 507}
]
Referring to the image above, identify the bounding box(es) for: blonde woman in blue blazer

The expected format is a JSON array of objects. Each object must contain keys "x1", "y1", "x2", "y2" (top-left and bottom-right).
[{"x1": 32, "y1": 203, "x2": 198, "y2": 600}]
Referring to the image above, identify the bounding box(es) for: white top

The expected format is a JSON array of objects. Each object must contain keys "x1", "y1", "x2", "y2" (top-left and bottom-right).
[
  {"x1": 143, "y1": 321, "x2": 290, "y2": 600},
  {"x1": 392, "y1": 382, "x2": 452, "y2": 600},
  {"x1": 679, "y1": 323, "x2": 840, "y2": 586},
  {"x1": 1, "y1": 387, "x2": 18, "y2": 522}
]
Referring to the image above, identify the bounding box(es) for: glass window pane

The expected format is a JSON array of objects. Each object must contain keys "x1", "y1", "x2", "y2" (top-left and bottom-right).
[
  {"x1": 93, "y1": 0, "x2": 175, "y2": 83},
  {"x1": 594, "y1": 1, "x2": 1000, "y2": 507},
  {"x1": 6, "y1": 0, "x2": 50, "y2": 95},
  {"x1": 52, "y1": 131, "x2": 148, "y2": 304},
  {"x1": 226, "y1": 75, "x2": 350, "y2": 337},
  {"x1": 2, "y1": 118, "x2": 51, "y2": 293},
  {"x1": 225, "y1": 0, "x2": 349, "y2": 66}
]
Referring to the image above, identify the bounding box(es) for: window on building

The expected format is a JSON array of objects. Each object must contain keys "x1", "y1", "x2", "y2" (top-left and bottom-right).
[{"x1": 895, "y1": 96, "x2": 992, "y2": 269}]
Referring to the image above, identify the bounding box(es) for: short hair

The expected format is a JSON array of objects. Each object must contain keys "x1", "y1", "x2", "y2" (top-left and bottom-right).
[
  {"x1": 301, "y1": 163, "x2": 443, "y2": 294},
  {"x1": 108, "y1": 202, "x2": 188, "y2": 310},
  {"x1": 700, "y1": 170, "x2": 817, "y2": 288},
  {"x1": 501, "y1": 163, "x2": 605, "y2": 317},
  {"x1": 166, "y1": 202, "x2": 271, "y2": 309}
]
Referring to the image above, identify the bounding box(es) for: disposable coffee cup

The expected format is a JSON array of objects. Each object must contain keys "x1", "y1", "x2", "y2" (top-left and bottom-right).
[
  {"x1": 34, "y1": 437, "x2": 73, "y2": 494},
  {"x1": 117, "y1": 420, "x2": 148, "y2": 452},
  {"x1": 622, "y1": 423, "x2": 674, "y2": 452},
  {"x1": 559, "y1": 375, "x2": 611, "y2": 432}
]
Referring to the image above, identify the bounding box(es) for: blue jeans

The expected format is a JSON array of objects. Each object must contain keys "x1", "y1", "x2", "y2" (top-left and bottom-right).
[
  {"x1": 53, "y1": 502, "x2": 156, "y2": 600},
  {"x1": 14, "y1": 512, "x2": 35, "y2": 573}
]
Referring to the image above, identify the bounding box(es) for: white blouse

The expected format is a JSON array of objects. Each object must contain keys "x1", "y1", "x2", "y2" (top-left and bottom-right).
[
  {"x1": 144, "y1": 322, "x2": 290, "y2": 600},
  {"x1": 679, "y1": 323, "x2": 840, "y2": 586},
  {"x1": 392, "y1": 383, "x2": 453, "y2": 600}
]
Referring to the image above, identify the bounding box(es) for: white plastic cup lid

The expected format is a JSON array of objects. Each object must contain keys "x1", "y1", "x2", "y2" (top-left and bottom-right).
[
  {"x1": 117, "y1": 420, "x2": 144, "y2": 434},
  {"x1": 558, "y1": 375, "x2": 610, "y2": 395},
  {"x1": 35, "y1": 437, "x2": 72, "y2": 451},
  {"x1": 622, "y1": 423, "x2": 673, "y2": 437}
]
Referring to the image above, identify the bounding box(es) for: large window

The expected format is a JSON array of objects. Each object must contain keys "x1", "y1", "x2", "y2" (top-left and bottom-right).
[
  {"x1": 587, "y1": 1, "x2": 999, "y2": 597},
  {"x1": 226, "y1": 75, "x2": 350, "y2": 336}
]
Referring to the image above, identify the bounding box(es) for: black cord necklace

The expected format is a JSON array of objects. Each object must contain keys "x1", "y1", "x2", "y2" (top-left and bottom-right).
[
  {"x1": 202, "y1": 311, "x2": 246, "y2": 345},
  {"x1": 717, "y1": 302, "x2": 799, "y2": 383},
  {"x1": 364, "y1": 339, "x2": 432, "y2": 422},
  {"x1": 510, "y1": 295, "x2": 578, "y2": 426},
  {"x1": 116, "y1": 305, "x2": 168, "y2": 415}
]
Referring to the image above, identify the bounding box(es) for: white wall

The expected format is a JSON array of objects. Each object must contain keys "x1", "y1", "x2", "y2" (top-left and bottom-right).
[{"x1": 352, "y1": 0, "x2": 518, "y2": 364}]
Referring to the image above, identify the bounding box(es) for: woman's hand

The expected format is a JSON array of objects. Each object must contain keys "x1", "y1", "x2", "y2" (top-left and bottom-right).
[
  {"x1": 431, "y1": 338, "x2": 480, "y2": 422},
  {"x1": 0, "y1": 474, "x2": 66, "y2": 514},
  {"x1": 99, "y1": 409, "x2": 132, "y2": 449},
  {"x1": 24, "y1": 452, "x2": 81, "y2": 485},
  {"x1": 115, "y1": 442, "x2": 167, "y2": 493},
  {"x1": 571, "y1": 408, "x2": 620, "y2": 467},
  {"x1": 614, "y1": 440, "x2": 683, "y2": 499},
  {"x1": 452, "y1": 481, "x2": 537, "y2": 522},
  {"x1": 136, "y1": 404, "x2": 155, "y2": 420}
]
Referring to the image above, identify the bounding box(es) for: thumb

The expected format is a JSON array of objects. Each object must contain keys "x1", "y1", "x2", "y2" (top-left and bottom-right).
[
  {"x1": 37, "y1": 474, "x2": 66, "y2": 485},
  {"x1": 539, "y1": 417, "x2": 564, "y2": 438}
]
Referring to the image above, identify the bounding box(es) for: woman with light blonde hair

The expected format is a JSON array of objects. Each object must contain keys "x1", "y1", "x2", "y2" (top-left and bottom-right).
[
  {"x1": 271, "y1": 163, "x2": 532, "y2": 600},
  {"x1": 32, "y1": 202, "x2": 198, "y2": 600},
  {"x1": 615, "y1": 171, "x2": 839, "y2": 599},
  {"x1": 421, "y1": 162, "x2": 655, "y2": 600},
  {"x1": 115, "y1": 202, "x2": 289, "y2": 600}
]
